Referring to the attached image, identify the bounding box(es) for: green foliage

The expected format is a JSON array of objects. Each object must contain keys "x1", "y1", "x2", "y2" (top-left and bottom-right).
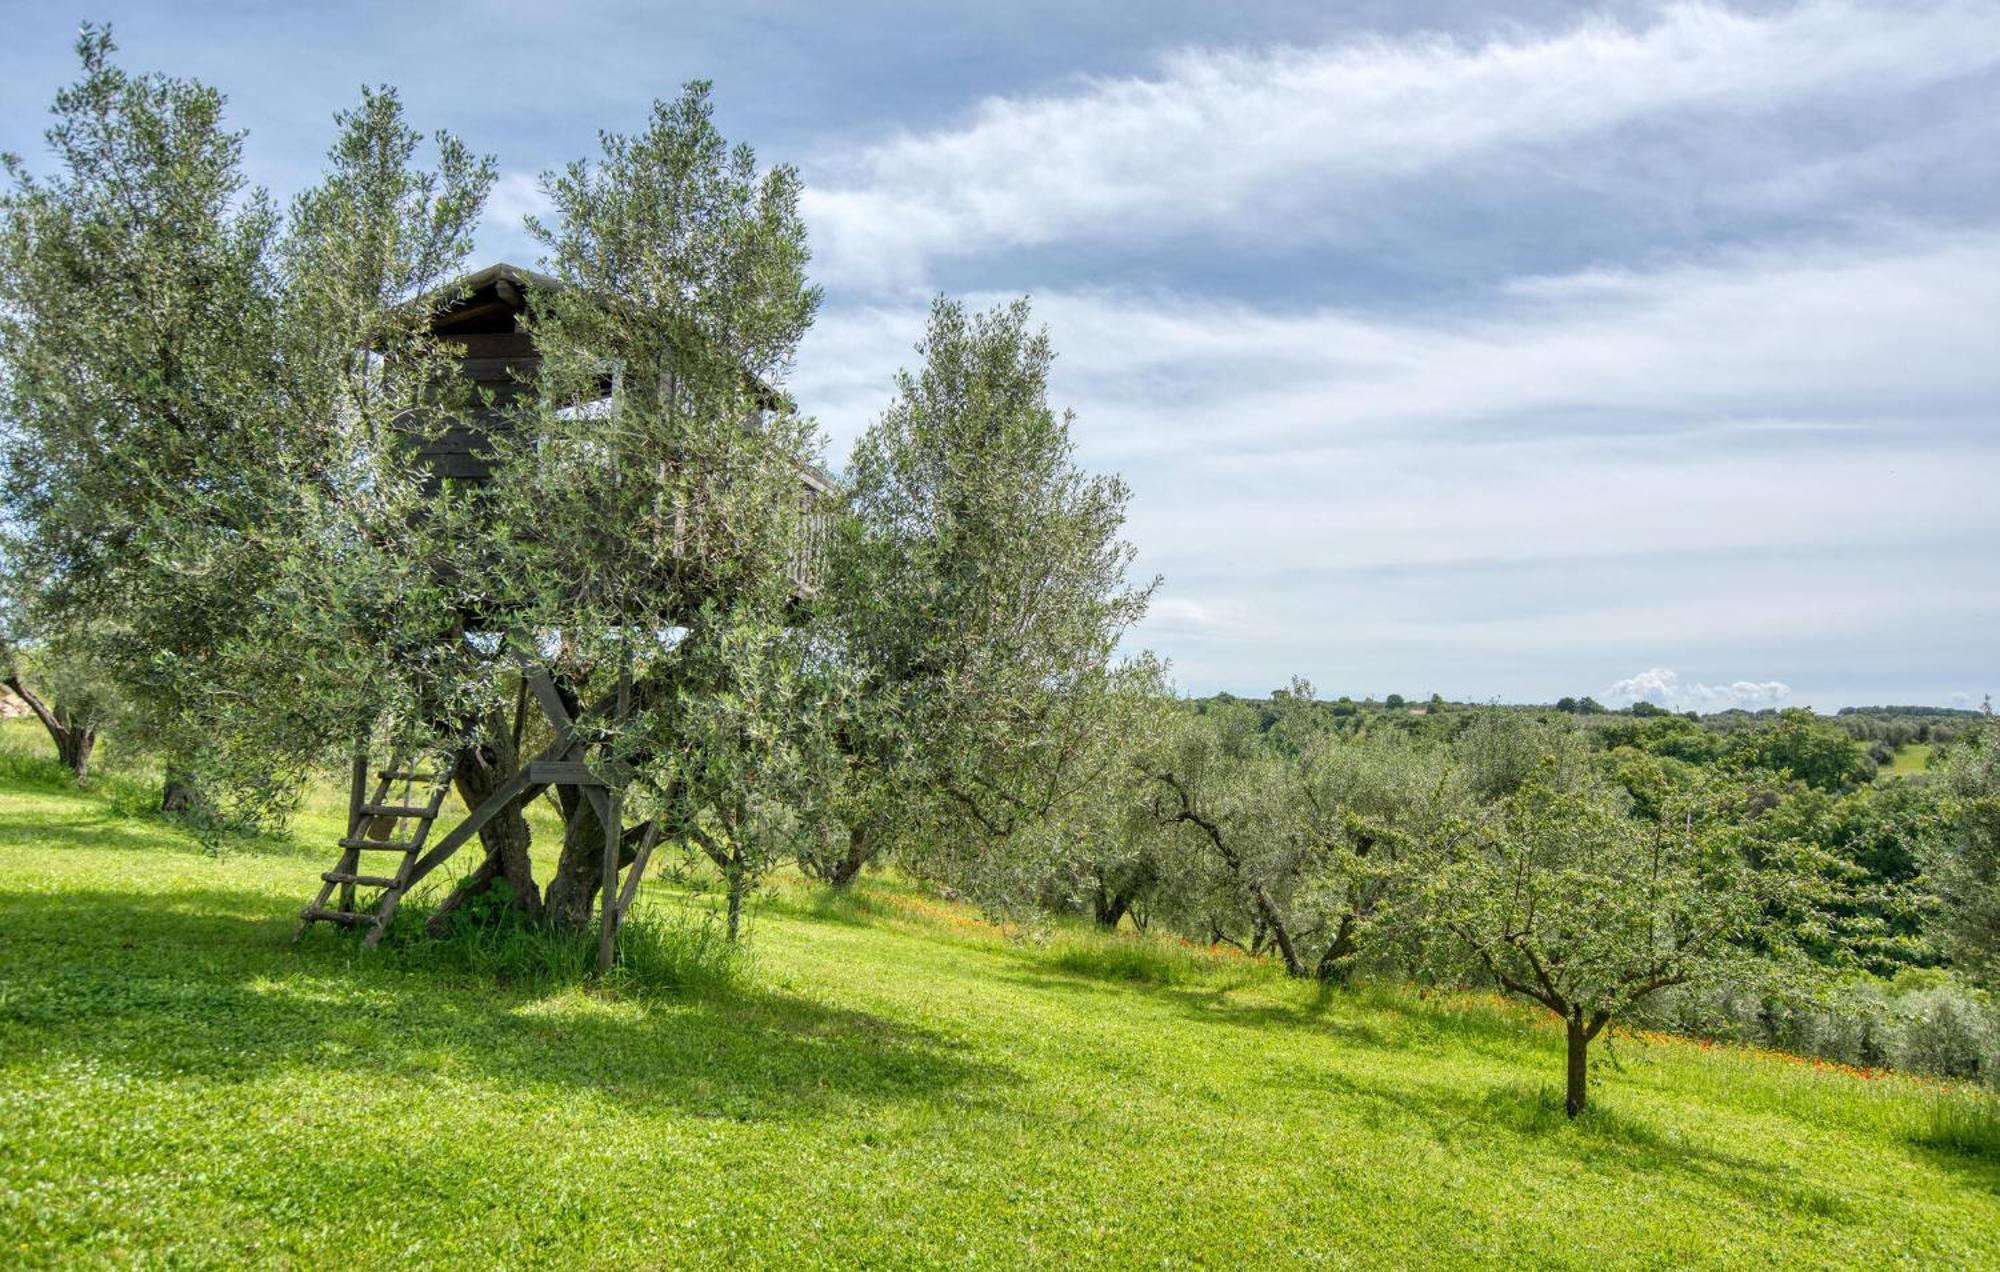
[
  {"x1": 1420, "y1": 767, "x2": 1818, "y2": 1113},
  {"x1": 1132, "y1": 693, "x2": 1461, "y2": 982},
  {"x1": 1596, "y1": 713, "x2": 1729, "y2": 764},
  {"x1": 1735, "y1": 707, "x2": 1875, "y2": 793},
  {"x1": 1930, "y1": 712, "x2": 2000, "y2": 987},
  {"x1": 1, "y1": 29, "x2": 493, "y2": 826},
  {"x1": 826, "y1": 295, "x2": 1155, "y2": 901}
]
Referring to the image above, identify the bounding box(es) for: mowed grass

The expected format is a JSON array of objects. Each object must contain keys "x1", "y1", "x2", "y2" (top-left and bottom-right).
[
  {"x1": 1, "y1": 730, "x2": 1997, "y2": 1266},
  {"x1": 1882, "y1": 742, "x2": 1937, "y2": 778}
]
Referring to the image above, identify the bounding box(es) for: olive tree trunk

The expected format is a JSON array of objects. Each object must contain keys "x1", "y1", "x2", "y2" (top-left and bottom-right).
[
  {"x1": 543, "y1": 787, "x2": 660, "y2": 934},
  {"x1": 160, "y1": 756, "x2": 202, "y2": 814},
  {"x1": 825, "y1": 824, "x2": 871, "y2": 889},
  {"x1": 426, "y1": 722, "x2": 541, "y2": 934},
  {"x1": 1563, "y1": 1010, "x2": 1610, "y2": 1118},
  {"x1": 6, "y1": 676, "x2": 96, "y2": 780},
  {"x1": 1566, "y1": 1018, "x2": 1591, "y2": 1118},
  {"x1": 544, "y1": 785, "x2": 612, "y2": 932}
]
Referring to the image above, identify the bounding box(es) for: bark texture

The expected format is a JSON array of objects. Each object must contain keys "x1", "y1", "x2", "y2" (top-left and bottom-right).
[{"x1": 425, "y1": 721, "x2": 541, "y2": 935}]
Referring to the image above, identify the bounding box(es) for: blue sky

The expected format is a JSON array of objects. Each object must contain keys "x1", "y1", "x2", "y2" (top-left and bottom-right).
[{"x1": 3, "y1": 1, "x2": 1996, "y2": 709}]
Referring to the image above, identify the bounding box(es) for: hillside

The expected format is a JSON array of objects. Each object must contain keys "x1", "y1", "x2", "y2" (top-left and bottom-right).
[{"x1": 0, "y1": 739, "x2": 1994, "y2": 1267}]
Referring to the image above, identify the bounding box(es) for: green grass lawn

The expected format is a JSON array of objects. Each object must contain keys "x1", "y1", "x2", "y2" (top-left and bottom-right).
[
  {"x1": 2, "y1": 726, "x2": 1997, "y2": 1267},
  {"x1": 1882, "y1": 743, "x2": 1938, "y2": 779}
]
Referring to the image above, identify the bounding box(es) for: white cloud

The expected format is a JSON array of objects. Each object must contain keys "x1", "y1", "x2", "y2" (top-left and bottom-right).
[
  {"x1": 799, "y1": 226, "x2": 2000, "y2": 473},
  {"x1": 792, "y1": 226, "x2": 2000, "y2": 698},
  {"x1": 479, "y1": 172, "x2": 553, "y2": 265},
  {"x1": 802, "y1": 1, "x2": 2000, "y2": 286},
  {"x1": 1607, "y1": 668, "x2": 1791, "y2": 713}
]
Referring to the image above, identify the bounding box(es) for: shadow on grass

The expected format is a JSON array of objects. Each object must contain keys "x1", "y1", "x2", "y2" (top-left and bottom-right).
[
  {"x1": 0, "y1": 811, "x2": 186, "y2": 856},
  {"x1": 0, "y1": 886, "x2": 1006, "y2": 1124},
  {"x1": 1904, "y1": 1094, "x2": 2000, "y2": 1193},
  {"x1": 999, "y1": 953, "x2": 1551, "y2": 1073}
]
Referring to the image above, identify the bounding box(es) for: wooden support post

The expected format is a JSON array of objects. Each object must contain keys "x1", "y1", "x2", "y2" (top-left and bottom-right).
[
  {"x1": 597, "y1": 651, "x2": 632, "y2": 975},
  {"x1": 614, "y1": 820, "x2": 662, "y2": 925},
  {"x1": 598, "y1": 786, "x2": 622, "y2": 974}
]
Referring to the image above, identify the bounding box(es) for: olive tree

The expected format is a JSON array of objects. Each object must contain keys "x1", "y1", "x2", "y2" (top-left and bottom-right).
[
  {"x1": 1136, "y1": 693, "x2": 1452, "y2": 979},
  {"x1": 1422, "y1": 768, "x2": 1798, "y2": 1117},
  {"x1": 821, "y1": 297, "x2": 1155, "y2": 899},
  {"x1": 0, "y1": 586, "x2": 118, "y2": 780},
  {"x1": 424, "y1": 81, "x2": 824, "y2": 934},
  {"x1": 0, "y1": 30, "x2": 489, "y2": 824},
  {"x1": 1029, "y1": 658, "x2": 1174, "y2": 928},
  {"x1": 1930, "y1": 708, "x2": 2000, "y2": 986},
  {"x1": 1, "y1": 27, "x2": 283, "y2": 813}
]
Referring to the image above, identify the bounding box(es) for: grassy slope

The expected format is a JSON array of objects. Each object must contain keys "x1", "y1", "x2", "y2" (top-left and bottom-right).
[
  {"x1": 1, "y1": 732, "x2": 1996, "y2": 1267},
  {"x1": 1883, "y1": 743, "x2": 1937, "y2": 778}
]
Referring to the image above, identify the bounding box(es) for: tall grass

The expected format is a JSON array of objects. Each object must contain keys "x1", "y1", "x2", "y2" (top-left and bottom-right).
[
  {"x1": 380, "y1": 882, "x2": 746, "y2": 996},
  {"x1": 1043, "y1": 927, "x2": 1250, "y2": 987},
  {"x1": 1911, "y1": 1090, "x2": 2000, "y2": 1159},
  {"x1": 0, "y1": 735, "x2": 167, "y2": 824},
  {"x1": 611, "y1": 902, "x2": 745, "y2": 995}
]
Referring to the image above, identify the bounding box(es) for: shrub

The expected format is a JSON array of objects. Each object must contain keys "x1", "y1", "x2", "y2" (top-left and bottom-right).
[{"x1": 1889, "y1": 986, "x2": 1997, "y2": 1081}]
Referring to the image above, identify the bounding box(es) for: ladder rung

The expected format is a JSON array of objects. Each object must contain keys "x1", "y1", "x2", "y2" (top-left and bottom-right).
[
  {"x1": 304, "y1": 908, "x2": 377, "y2": 927},
  {"x1": 339, "y1": 837, "x2": 421, "y2": 852},
  {"x1": 379, "y1": 769, "x2": 446, "y2": 783},
  {"x1": 323, "y1": 871, "x2": 398, "y2": 888},
  {"x1": 358, "y1": 803, "x2": 432, "y2": 819}
]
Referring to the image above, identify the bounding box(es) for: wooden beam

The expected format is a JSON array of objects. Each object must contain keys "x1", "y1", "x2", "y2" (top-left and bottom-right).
[
  {"x1": 614, "y1": 820, "x2": 662, "y2": 924},
  {"x1": 527, "y1": 760, "x2": 605, "y2": 786},
  {"x1": 597, "y1": 654, "x2": 633, "y2": 975},
  {"x1": 522, "y1": 665, "x2": 575, "y2": 735}
]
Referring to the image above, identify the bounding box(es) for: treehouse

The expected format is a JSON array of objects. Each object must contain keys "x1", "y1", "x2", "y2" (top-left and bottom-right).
[
  {"x1": 412, "y1": 261, "x2": 833, "y2": 596},
  {"x1": 297, "y1": 263, "x2": 834, "y2": 955}
]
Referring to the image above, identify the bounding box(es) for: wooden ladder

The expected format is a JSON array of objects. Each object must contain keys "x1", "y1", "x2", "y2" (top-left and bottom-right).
[{"x1": 297, "y1": 752, "x2": 456, "y2": 947}]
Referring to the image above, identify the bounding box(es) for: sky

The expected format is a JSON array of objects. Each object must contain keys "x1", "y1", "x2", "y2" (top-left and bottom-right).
[{"x1": 2, "y1": 1, "x2": 1995, "y2": 710}]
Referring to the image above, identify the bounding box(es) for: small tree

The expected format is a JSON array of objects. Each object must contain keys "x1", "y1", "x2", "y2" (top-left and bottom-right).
[
  {"x1": 647, "y1": 607, "x2": 841, "y2": 940},
  {"x1": 1424, "y1": 768, "x2": 1797, "y2": 1116},
  {"x1": 1734, "y1": 707, "x2": 1872, "y2": 793},
  {"x1": 0, "y1": 603, "x2": 117, "y2": 780},
  {"x1": 1034, "y1": 661, "x2": 1174, "y2": 929}
]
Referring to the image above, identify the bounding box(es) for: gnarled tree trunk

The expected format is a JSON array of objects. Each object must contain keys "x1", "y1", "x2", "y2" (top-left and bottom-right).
[
  {"x1": 426, "y1": 720, "x2": 541, "y2": 935},
  {"x1": 825, "y1": 824, "x2": 871, "y2": 889},
  {"x1": 543, "y1": 786, "x2": 659, "y2": 934},
  {"x1": 544, "y1": 784, "x2": 612, "y2": 932},
  {"x1": 1312, "y1": 913, "x2": 1360, "y2": 984},
  {"x1": 5, "y1": 675, "x2": 97, "y2": 781}
]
